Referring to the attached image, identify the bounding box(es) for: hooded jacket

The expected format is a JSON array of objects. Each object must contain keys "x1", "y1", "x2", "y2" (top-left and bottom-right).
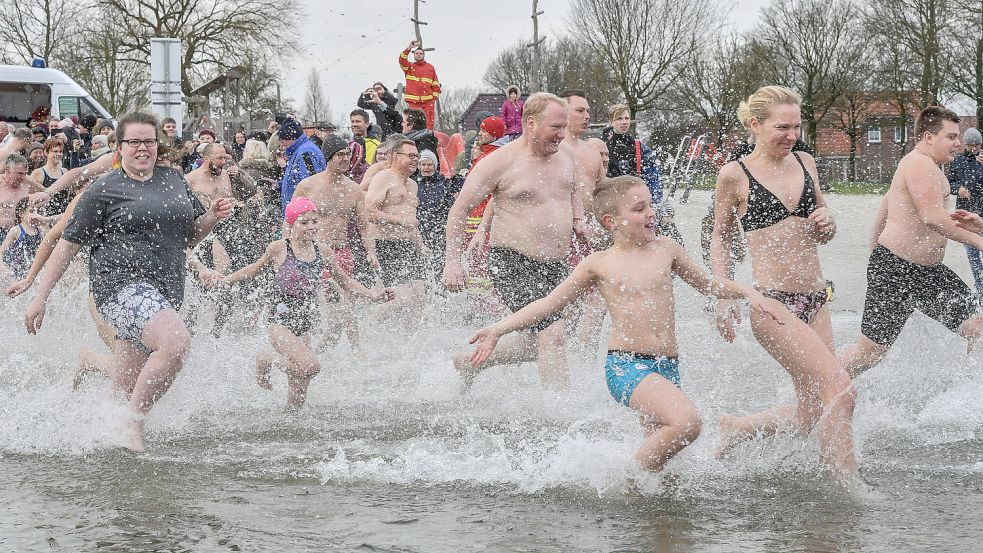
[
  {"x1": 399, "y1": 48, "x2": 441, "y2": 104},
  {"x1": 279, "y1": 134, "x2": 325, "y2": 212},
  {"x1": 500, "y1": 85, "x2": 524, "y2": 136}
]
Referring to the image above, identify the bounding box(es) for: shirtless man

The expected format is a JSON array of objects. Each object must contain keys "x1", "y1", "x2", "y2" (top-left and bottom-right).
[
  {"x1": 360, "y1": 134, "x2": 405, "y2": 192},
  {"x1": 293, "y1": 135, "x2": 377, "y2": 352},
  {"x1": 443, "y1": 92, "x2": 587, "y2": 391},
  {"x1": 186, "y1": 143, "x2": 257, "y2": 334},
  {"x1": 559, "y1": 90, "x2": 605, "y2": 226},
  {"x1": 364, "y1": 138, "x2": 426, "y2": 325},
  {"x1": 0, "y1": 155, "x2": 46, "y2": 233},
  {"x1": 841, "y1": 106, "x2": 983, "y2": 375},
  {"x1": 588, "y1": 137, "x2": 610, "y2": 173},
  {"x1": 558, "y1": 91, "x2": 607, "y2": 350}
]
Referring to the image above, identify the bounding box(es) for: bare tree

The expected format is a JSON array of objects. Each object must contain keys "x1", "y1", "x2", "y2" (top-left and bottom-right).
[
  {"x1": 670, "y1": 34, "x2": 768, "y2": 145},
  {"x1": 756, "y1": 0, "x2": 865, "y2": 150},
  {"x1": 484, "y1": 37, "x2": 621, "y2": 115},
  {"x1": 58, "y1": 12, "x2": 148, "y2": 116},
  {"x1": 827, "y1": 69, "x2": 877, "y2": 181},
  {"x1": 866, "y1": 0, "x2": 953, "y2": 110},
  {"x1": 950, "y1": 0, "x2": 983, "y2": 123},
  {"x1": 435, "y1": 86, "x2": 481, "y2": 133},
  {"x1": 96, "y1": 0, "x2": 300, "y2": 96},
  {"x1": 301, "y1": 69, "x2": 330, "y2": 124},
  {"x1": 568, "y1": 0, "x2": 720, "y2": 121},
  {"x1": 0, "y1": 0, "x2": 79, "y2": 64}
]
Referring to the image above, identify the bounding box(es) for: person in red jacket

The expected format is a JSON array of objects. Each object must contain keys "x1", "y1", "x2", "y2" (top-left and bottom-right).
[{"x1": 399, "y1": 40, "x2": 441, "y2": 130}]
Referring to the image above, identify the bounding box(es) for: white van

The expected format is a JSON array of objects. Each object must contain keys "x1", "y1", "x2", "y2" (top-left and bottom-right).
[{"x1": 0, "y1": 65, "x2": 113, "y2": 125}]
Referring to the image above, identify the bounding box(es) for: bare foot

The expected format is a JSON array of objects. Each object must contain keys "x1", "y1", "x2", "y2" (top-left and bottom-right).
[
  {"x1": 73, "y1": 347, "x2": 105, "y2": 390},
  {"x1": 453, "y1": 352, "x2": 481, "y2": 394},
  {"x1": 121, "y1": 416, "x2": 146, "y2": 453},
  {"x1": 255, "y1": 352, "x2": 274, "y2": 390},
  {"x1": 715, "y1": 413, "x2": 752, "y2": 459}
]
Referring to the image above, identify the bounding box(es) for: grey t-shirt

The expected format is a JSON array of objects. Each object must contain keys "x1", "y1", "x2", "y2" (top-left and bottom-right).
[{"x1": 63, "y1": 166, "x2": 207, "y2": 308}]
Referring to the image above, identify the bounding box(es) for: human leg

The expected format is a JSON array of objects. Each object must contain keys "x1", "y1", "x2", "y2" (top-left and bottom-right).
[
  {"x1": 535, "y1": 319, "x2": 569, "y2": 391},
  {"x1": 965, "y1": 242, "x2": 983, "y2": 292},
  {"x1": 454, "y1": 331, "x2": 537, "y2": 392},
  {"x1": 718, "y1": 308, "x2": 857, "y2": 474},
  {"x1": 628, "y1": 374, "x2": 702, "y2": 472},
  {"x1": 268, "y1": 323, "x2": 321, "y2": 409}
]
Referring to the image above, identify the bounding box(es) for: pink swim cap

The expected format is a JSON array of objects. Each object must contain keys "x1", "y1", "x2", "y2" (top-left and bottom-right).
[{"x1": 285, "y1": 196, "x2": 316, "y2": 226}]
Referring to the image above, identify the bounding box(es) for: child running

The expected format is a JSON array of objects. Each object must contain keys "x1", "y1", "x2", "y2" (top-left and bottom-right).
[
  {"x1": 467, "y1": 176, "x2": 784, "y2": 473},
  {"x1": 1, "y1": 198, "x2": 44, "y2": 280},
  {"x1": 213, "y1": 196, "x2": 395, "y2": 409}
]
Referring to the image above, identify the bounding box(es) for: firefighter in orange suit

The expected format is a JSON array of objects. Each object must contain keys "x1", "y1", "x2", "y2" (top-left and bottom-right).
[{"x1": 399, "y1": 40, "x2": 441, "y2": 130}]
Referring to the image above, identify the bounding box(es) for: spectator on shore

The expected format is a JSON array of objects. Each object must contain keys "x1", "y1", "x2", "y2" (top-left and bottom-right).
[
  {"x1": 399, "y1": 39, "x2": 441, "y2": 130},
  {"x1": 231, "y1": 130, "x2": 247, "y2": 161},
  {"x1": 415, "y1": 149, "x2": 460, "y2": 279},
  {"x1": 500, "y1": 85, "x2": 524, "y2": 140},
  {"x1": 278, "y1": 118, "x2": 324, "y2": 211},
  {"x1": 357, "y1": 83, "x2": 402, "y2": 139},
  {"x1": 947, "y1": 127, "x2": 983, "y2": 291},
  {"x1": 402, "y1": 108, "x2": 438, "y2": 165}
]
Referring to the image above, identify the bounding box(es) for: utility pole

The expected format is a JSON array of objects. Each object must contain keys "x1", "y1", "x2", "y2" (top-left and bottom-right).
[
  {"x1": 527, "y1": 0, "x2": 546, "y2": 92},
  {"x1": 411, "y1": 0, "x2": 441, "y2": 128}
]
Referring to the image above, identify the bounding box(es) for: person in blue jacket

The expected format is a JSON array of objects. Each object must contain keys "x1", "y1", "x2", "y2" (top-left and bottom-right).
[
  {"x1": 947, "y1": 127, "x2": 983, "y2": 291},
  {"x1": 277, "y1": 118, "x2": 325, "y2": 212}
]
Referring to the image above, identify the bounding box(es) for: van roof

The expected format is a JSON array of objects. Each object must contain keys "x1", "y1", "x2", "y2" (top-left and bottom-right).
[{"x1": 0, "y1": 65, "x2": 79, "y2": 85}]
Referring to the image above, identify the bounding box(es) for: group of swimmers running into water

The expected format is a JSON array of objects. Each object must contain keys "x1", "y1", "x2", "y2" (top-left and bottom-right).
[{"x1": 5, "y1": 86, "x2": 983, "y2": 483}]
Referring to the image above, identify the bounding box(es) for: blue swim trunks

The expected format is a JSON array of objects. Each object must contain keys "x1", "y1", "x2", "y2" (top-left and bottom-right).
[{"x1": 604, "y1": 350, "x2": 680, "y2": 406}]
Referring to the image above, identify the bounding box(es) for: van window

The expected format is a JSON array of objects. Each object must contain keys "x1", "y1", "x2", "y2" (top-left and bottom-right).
[
  {"x1": 80, "y1": 97, "x2": 100, "y2": 118},
  {"x1": 0, "y1": 82, "x2": 51, "y2": 124}
]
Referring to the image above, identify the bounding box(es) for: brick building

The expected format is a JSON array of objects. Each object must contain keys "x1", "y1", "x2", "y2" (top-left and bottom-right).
[{"x1": 817, "y1": 96, "x2": 978, "y2": 184}]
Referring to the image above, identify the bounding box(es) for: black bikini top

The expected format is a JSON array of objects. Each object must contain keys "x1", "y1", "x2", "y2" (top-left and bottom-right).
[{"x1": 738, "y1": 152, "x2": 817, "y2": 233}]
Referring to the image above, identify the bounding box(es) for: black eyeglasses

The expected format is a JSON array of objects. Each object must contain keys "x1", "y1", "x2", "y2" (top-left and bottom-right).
[
  {"x1": 122, "y1": 138, "x2": 159, "y2": 148},
  {"x1": 395, "y1": 152, "x2": 420, "y2": 160}
]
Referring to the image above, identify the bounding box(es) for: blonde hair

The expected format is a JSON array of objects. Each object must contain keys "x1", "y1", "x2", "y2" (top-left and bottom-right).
[
  {"x1": 736, "y1": 86, "x2": 802, "y2": 129},
  {"x1": 591, "y1": 176, "x2": 648, "y2": 222},
  {"x1": 607, "y1": 104, "x2": 630, "y2": 122},
  {"x1": 521, "y1": 92, "x2": 567, "y2": 131}
]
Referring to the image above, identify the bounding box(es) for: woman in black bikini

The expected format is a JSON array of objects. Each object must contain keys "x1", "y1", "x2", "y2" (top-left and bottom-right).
[{"x1": 710, "y1": 86, "x2": 858, "y2": 476}]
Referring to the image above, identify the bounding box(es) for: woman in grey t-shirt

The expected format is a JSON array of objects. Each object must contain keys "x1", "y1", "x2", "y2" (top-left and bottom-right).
[{"x1": 24, "y1": 112, "x2": 232, "y2": 453}]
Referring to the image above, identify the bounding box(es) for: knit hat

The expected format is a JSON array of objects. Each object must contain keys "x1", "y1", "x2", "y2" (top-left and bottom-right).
[
  {"x1": 419, "y1": 149, "x2": 438, "y2": 166},
  {"x1": 57, "y1": 118, "x2": 74, "y2": 130},
  {"x1": 285, "y1": 196, "x2": 317, "y2": 226},
  {"x1": 277, "y1": 118, "x2": 303, "y2": 140},
  {"x1": 321, "y1": 134, "x2": 349, "y2": 160},
  {"x1": 964, "y1": 128, "x2": 982, "y2": 145},
  {"x1": 78, "y1": 114, "x2": 98, "y2": 131},
  {"x1": 480, "y1": 116, "x2": 506, "y2": 140}
]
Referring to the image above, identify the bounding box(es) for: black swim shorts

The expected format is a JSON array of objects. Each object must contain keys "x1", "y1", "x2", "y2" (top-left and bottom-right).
[
  {"x1": 376, "y1": 239, "x2": 424, "y2": 287},
  {"x1": 861, "y1": 244, "x2": 978, "y2": 346},
  {"x1": 488, "y1": 246, "x2": 568, "y2": 332}
]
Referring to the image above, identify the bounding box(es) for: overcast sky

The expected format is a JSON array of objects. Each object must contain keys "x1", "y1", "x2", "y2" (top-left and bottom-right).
[{"x1": 285, "y1": 0, "x2": 768, "y2": 125}]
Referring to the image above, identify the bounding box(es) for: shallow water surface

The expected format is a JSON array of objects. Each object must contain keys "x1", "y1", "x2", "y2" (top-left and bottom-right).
[{"x1": 3, "y1": 191, "x2": 983, "y2": 551}]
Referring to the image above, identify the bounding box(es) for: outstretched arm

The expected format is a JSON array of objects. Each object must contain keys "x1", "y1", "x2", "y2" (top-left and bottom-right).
[
  {"x1": 672, "y1": 242, "x2": 783, "y2": 324},
  {"x1": 907, "y1": 165, "x2": 983, "y2": 250},
  {"x1": 470, "y1": 258, "x2": 597, "y2": 365},
  {"x1": 223, "y1": 241, "x2": 281, "y2": 284}
]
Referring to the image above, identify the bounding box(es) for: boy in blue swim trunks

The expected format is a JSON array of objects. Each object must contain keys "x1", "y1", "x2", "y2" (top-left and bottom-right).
[{"x1": 468, "y1": 176, "x2": 784, "y2": 473}]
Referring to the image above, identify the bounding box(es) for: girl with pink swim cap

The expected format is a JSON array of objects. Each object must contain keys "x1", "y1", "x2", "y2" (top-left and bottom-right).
[{"x1": 208, "y1": 196, "x2": 395, "y2": 409}]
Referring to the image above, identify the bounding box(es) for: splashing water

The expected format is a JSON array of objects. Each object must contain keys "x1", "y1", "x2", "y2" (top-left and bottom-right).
[{"x1": 3, "y1": 190, "x2": 983, "y2": 551}]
